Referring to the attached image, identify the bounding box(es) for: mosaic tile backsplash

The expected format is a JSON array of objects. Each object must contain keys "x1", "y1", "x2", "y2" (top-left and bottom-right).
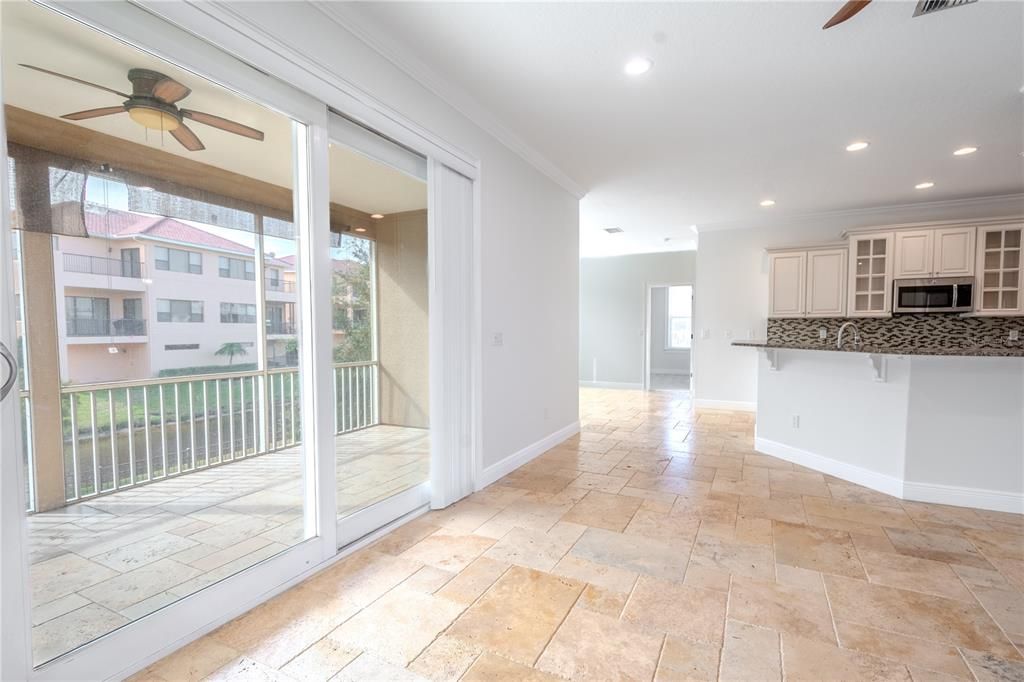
[{"x1": 767, "y1": 315, "x2": 1024, "y2": 352}]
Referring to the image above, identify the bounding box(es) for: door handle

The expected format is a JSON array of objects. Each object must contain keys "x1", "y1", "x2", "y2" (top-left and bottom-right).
[{"x1": 0, "y1": 342, "x2": 18, "y2": 402}]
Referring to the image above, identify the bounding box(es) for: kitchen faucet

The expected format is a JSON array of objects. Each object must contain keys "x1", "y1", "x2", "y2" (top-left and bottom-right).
[{"x1": 836, "y1": 321, "x2": 862, "y2": 350}]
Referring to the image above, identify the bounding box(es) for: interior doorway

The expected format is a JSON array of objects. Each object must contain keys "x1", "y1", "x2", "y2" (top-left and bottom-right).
[{"x1": 644, "y1": 283, "x2": 693, "y2": 391}]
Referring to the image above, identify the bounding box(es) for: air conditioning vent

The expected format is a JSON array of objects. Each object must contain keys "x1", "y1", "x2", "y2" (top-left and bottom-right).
[
  {"x1": 913, "y1": 0, "x2": 977, "y2": 18},
  {"x1": 604, "y1": 227, "x2": 624, "y2": 234}
]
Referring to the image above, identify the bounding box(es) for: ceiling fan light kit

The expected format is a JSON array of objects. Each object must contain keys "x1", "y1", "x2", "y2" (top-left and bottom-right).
[
  {"x1": 823, "y1": 0, "x2": 978, "y2": 29},
  {"x1": 19, "y1": 64, "x2": 264, "y2": 152}
]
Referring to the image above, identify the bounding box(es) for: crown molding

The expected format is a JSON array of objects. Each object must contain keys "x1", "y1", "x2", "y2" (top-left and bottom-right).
[
  {"x1": 311, "y1": 2, "x2": 587, "y2": 200},
  {"x1": 697, "y1": 193, "x2": 1024, "y2": 234}
]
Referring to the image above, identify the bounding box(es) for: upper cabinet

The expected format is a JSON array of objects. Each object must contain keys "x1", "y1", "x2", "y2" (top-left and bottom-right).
[
  {"x1": 848, "y1": 233, "x2": 893, "y2": 316},
  {"x1": 768, "y1": 248, "x2": 846, "y2": 318},
  {"x1": 976, "y1": 225, "x2": 1022, "y2": 315},
  {"x1": 893, "y1": 227, "x2": 975, "y2": 279}
]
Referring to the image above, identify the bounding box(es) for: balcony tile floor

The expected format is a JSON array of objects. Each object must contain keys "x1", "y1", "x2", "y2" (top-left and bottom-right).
[
  {"x1": 27, "y1": 425, "x2": 429, "y2": 666},
  {"x1": 132, "y1": 386, "x2": 1024, "y2": 682}
]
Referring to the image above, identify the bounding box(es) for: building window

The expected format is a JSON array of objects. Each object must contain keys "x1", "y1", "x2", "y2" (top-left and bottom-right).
[
  {"x1": 66, "y1": 296, "x2": 110, "y2": 336},
  {"x1": 666, "y1": 285, "x2": 693, "y2": 350},
  {"x1": 218, "y1": 256, "x2": 255, "y2": 280},
  {"x1": 155, "y1": 246, "x2": 202, "y2": 274},
  {"x1": 157, "y1": 299, "x2": 203, "y2": 323},
  {"x1": 220, "y1": 302, "x2": 257, "y2": 324},
  {"x1": 164, "y1": 344, "x2": 200, "y2": 351}
]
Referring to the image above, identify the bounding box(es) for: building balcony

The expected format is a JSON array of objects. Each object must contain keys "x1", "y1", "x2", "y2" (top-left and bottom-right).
[
  {"x1": 62, "y1": 254, "x2": 148, "y2": 292},
  {"x1": 266, "y1": 321, "x2": 297, "y2": 337},
  {"x1": 66, "y1": 318, "x2": 148, "y2": 341}
]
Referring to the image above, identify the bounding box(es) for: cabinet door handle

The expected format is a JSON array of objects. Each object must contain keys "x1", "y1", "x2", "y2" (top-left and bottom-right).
[{"x1": 0, "y1": 342, "x2": 18, "y2": 402}]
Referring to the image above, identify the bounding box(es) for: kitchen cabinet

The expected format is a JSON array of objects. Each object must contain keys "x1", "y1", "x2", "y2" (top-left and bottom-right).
[
  {"x1": 806, "y1": 248, "x2": 848, "y2": 317},
  {"x1": 894, "y1": 227, "x2": 975, "y2": 279},
  {"x1": 768, "y1": 247, "x2": 846, "y2": 318},
  {"x1": 976, "y1": 225, "x2": 1022, "y2": 314},
  {"x1": 768, "y1": 251, "x2": 806, "y2": 318},
  {"x1": 848, "y1": 233, "x2": 893, "y2": 316}
]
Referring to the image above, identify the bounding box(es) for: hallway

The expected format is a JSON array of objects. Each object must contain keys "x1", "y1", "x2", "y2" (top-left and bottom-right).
[{"x1": 134, "y1": 387, "x2": 1022, "y2": 681}]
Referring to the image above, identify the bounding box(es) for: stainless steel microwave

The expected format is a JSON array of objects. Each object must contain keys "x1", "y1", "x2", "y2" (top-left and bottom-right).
[{"x1": 893, "y1": 277, "x2": 974, "y2": 314}]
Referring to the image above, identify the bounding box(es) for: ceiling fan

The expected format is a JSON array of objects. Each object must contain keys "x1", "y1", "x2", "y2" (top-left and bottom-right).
[
  {"x1": 19, "y1": 64, "x2": 265, "y2": 152},
  {"x1": 823, "y1": 0, "x2": 978, "y2": 30}
]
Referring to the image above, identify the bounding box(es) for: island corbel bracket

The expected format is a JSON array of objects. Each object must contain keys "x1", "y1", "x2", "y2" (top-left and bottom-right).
[
  {"x1": 868, "y1": 353, "x2": 887, "y2": 382},
  {"x1": 762, "y1": 348, "x2": 780, "y2": 371}
]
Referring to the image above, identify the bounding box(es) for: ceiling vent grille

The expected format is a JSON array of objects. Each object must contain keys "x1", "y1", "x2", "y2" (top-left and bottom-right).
[
  {"x1": 913, "y1": 0, "x2": 978, "y2": 17},
  {"x1": 604, "y1": 227, "x2": 624, "y2": 234}
]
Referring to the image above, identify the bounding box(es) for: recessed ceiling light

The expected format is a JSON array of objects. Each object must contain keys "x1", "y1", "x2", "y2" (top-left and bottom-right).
[
  {"x1": 953, "y1": 146, "x2": 978, "y2": 156},
  {"x1": 354, "y1": 227, "x2": 367, "y2": 233},
  {"x1": 846, "y1": 141, "x2": 869, "y2": 152},
  {"x1": 623, "y1": 58, "x2": 653, "y2": 76},
  {"x1": 370, "y1": 214, "x2": 384, "y2": 220},
  {"x1": 759, "y1": 199, "x2": 776, "y2": 207},
  {"x1": 915, "y1": 181, "x2": 935, "y2": 190},
  {"x1": 137, "y1": 185, "x2": 154, "y2": 192}
]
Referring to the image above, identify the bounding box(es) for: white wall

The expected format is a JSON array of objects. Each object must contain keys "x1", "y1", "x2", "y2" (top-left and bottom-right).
[
  {"x1": 178, "y1": 2, "x2": 582, "y2": 471},
  {"x1": 649, "y1": 286, "x2": 690, "y2": 375},
  {"x1": 579, "y1": 251, "x2": 696, "y2": 386},
  {"x1": 693, "y1": 195, "x2": 1024, "y2": 407}
]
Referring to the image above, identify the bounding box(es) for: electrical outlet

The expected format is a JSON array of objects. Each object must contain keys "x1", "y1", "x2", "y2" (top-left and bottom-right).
[
  {"x1": 491, "y1": 332, "x2": 504, "y2": 347},
  {"x1": 818, "y1": 327, "x2": 827, "y2": 340},
  {"x1": 792, "y1": 415, "x2": 800, "y2": 429},
  {"x1": 1009, "y1": 330, "x2": 1020, "y2": 342}
]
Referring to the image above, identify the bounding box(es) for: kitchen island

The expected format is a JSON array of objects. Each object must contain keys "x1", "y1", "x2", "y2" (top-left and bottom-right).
[{"x1": 733, "y1": 341, "x2": 1023, "y2": 513}]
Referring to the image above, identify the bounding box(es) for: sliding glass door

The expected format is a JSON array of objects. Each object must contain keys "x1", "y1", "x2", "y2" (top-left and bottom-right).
[{"x1": 328, "y1": 115, "x2": 431, "y2": 547}]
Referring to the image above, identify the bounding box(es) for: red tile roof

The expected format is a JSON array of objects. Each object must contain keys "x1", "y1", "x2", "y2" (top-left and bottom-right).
[{"x1": 81, "y1": 206, "x2": 254, "y2": 256}]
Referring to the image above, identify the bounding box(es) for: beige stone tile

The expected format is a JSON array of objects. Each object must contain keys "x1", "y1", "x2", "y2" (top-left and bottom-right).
[
  {"x1": 569, "y1": 527, "x2": 688, "y2": 581},
  {"x1": 567, "y1": 472, "x2": 632, "y2": 494},
  {"x1": 576, "y1": 584, "x2": 629, "y2": 617},
  {"x1": 30, "y1": 553, "x2": 118, "y2": 605},
  {"x1": 711, "y1": 477, "x2": 771, "y2": 499},
  {"x1": 551, "y1": 553, "x2": 638, "y2": 593},
  {"x1": 859, "y1": 548, "x2": 976, "y2": 601},
  {"x1": 768, "y1": 470, "x2": 830, "y2": 497},
  {"x1": 370, "y1": 517, "x2": 442, "y2": 555},
  {"x1": 823, "y1": 574, "x2": 1020, "y2": 659},
  {"x1": 827, "y1": 483, "x2": 904, "y2": 507},
  {"x1": 329, "y1": 585, "x2": 463, "y2": 665},
  {"x1": 775, "y1": 564, "x2": 825, "y2": 593},
  {"x1": 683, "y1": 564, "x2": 732, "y2": 593},
  {"x1": 333, "y1": 653, "x2": 428, "y2": 681},
  {"x1": 32, "y1": 603, "x2": 129, "y2": 665},
  {"x1": 482, "y1": 522, "x2": 584, "y2": 571},
  {"x1": 835, "y1": 621, "x2": 973, "y2": 678},
  {"x1": 804, "y1": 496, "x2": 916, "y2": 529},
  {"x1": 886, "y1": 528, "x2": 995, "y2": 569},
  {"x1": 91, "y1": 532, "x2": 199, "y2": 572},
  {"x1": 852, "y1": 530, "x2": 898, "y2": 553},
  {"x1": 689, "y1": 525, "x2": 774, "y2": 581},
  {"x1": 463, "y1": 652, "x2": 563, "y2": 681},
  {"x1": 535, "y1": 606, "x2": 663, "y2": 680},
  {"x1": 773, "y1": 521, "x2": 865, "y2": 579},
  {"x1": 407, "y1": 634, "x2": 481, "y2": 682},
  {"x1": 279, "y1": 638, "x2": 359, "y2": 681},
  {"x1": 624, "y1": 508, "x2": 700, "y2": 545},
  {"x1": 205, "y1": 656, "x2": 291, "y2": 681},
  {"x1": 434, "y1": 556, "x2": 509, "y2": 606},
  {"x1": 145, "y1": 637, "x2": 239, "y2": 682},
  {"x1": 970, "y1": 585, "x2": 1024, "y2": 642},
  {"x1": 964, "y1": 529, "x2": 1024, "y2": 561},
  {"x1": 446, "y1": 565, "x2": 584, "y2": 666},
  {"x1": 988, "y1": 556, "x2": 1024, "y2": 592},
  {"x1": 781, "y1": 633, "x2": 912, "y2": 681},
  {"x1": 728, "y1": 576, "x2": 837, "y2": 644},
  {"x1": 303, "y1": 549, "x2": 422, "y2": 607},
  {"x1": 622, "y1": 574, "x2": 727, "y2": 644},
  {"x1": 806, "y1": 513, "x2": 888, "y2": 537},
  {"x1": 655, "y1": 635, "x2": 721, "y2": 682},
  {"x1": 80, "y1": 558, "x2": 201, "y2": 612},
  {"x1": 671, "y1": 495, "x2": 738, "y2": 524},
  {"x1": 560, "y1": 491, "x2": 643, "y2": 532},
  {"x1": 630, "y1": 472, "x2": 713, "y2": 497},
  {"x1": 737, "y1": 495, "x2": 807, "y2": 525},
  {"x1": 432, "y1": 501, "x2": 501, "y2": 533},
  {"x1": 901, "y1": 502, "x2": 994, "y2": 532},
  {"x1": 662, "y1": 459, "x2": 718, "y2": 482},
  {"x1": 959, "y1": 648, "x2": 1024, "y2": 682},
  {"x1": 398, "y1": 530, "x2": 495, "y2": 573},
  {"x1": 32, "y1": 592, "x2": 91, "y2": 626},
  {"x1": 744, "y1": 454, "x2": 793, "y2": 470},
  {"x1": 473, "y1": 499, "x2": 573, "y2": 538},
  {"x1": 720, "y1": 619, "x2": 781, "y2": 681},
  {"x1": 951, "y1": 563, "x2": 1016, "y2": 591}
]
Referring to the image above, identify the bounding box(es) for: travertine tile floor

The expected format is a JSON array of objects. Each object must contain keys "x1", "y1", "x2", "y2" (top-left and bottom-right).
[
  {"x1": 134, "y1": 387, "x2": 1024, "y2": 681},
  {"x1": 28, "y1": 425, "x2": 428, "y2": 666}
]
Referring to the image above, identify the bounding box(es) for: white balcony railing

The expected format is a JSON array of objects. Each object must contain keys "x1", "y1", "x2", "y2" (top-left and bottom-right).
[
  {"x1": 64, "y1": 253, "x2": 145, "y2": 279},
  {"x1": 55, "y1": 361, "x2": 377, "y2": 504}
]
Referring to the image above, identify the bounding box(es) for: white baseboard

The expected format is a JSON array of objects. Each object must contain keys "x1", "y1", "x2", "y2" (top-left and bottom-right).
[
  {"x1": 579, "y1": 380, "x2": 643, "y2": 389},
  {"x1": 755, "y1": 437, "x2": 1024, "y2": 513},
  {"x1": 755, "y1": 437, "x2": 905, "y2": 499},
  {"x1": 695, "y1": 398, "x2": 756, "y2": 412},
  {"x1": 903, "y1": 481, "x2": 1024, "y2": 515},
  {"x1": 477, "y1": 421, "x2": 581, "y2": 489}
]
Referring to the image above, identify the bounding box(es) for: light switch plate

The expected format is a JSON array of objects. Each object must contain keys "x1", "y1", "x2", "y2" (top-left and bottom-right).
[
  {"x1": 1010, "y1": 330, "x2": 1020, "y2": 342},
  {"x1": 819, "y1": 327, "x2": 827, "y2": 340},
  {"x1": 491, "y1": 332, "x2": 504, "y2": 347}
]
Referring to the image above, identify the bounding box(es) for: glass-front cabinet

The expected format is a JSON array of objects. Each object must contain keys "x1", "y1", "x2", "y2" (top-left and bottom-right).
[
  {"x1": 848, "y1": 233, "x2": 893, "y2": 316},
  {"x1": 976, "y1": 226, "x2": 1022, "y2": 314}
]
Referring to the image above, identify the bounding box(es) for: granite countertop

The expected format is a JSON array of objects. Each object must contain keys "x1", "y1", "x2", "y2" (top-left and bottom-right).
[{"x1": 731, "y1": 340, "x2": 1024, "y2": 358}]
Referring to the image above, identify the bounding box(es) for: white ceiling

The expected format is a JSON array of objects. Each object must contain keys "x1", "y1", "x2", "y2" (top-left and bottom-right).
[
  {"x1": 2, "y1": 1, "x2": 426, "y2": 216},
  {"x1": 341, "y1": 1, "x2": 1024, "y2": 256}
]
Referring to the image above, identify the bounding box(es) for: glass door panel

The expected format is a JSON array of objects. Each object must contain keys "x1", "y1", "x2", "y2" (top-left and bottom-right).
[
  {"x1": 328, "y1": 119, "x2": 430, "y2": 546},
  {"x1": 3, "y1": 2, "x2": 314, "y2": 665}
]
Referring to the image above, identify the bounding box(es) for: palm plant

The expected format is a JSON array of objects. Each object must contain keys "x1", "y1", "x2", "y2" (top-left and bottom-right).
[{"x1": 215, "y1": 342, "x2": 248, "y2": 366}]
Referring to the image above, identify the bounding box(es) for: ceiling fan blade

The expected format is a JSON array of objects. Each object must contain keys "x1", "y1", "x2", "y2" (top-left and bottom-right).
[
  {"x1": 19, "y1": 64, "x2": 130, "y2": 98},
  {"x1": 181, "y1": 109, "x2": 265, "y2": 141},
  {"x1": 152, "y1": 77, "x2": 191, "y2": 104},
  {"x1": 823, "y1": 0, "x2": 872, "y2": 29},
  {"x1": 170, "y1": 122, "x2": 206, "y2": 152},
  {"x1": 61, "y1": 106, "x2": 127, "y2": 121}
]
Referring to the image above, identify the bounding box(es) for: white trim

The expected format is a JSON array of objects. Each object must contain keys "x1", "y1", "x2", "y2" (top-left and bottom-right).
[
  {"x1": 755, "y1": 437, "x2": 905, "y2": 498},
  {"x1": 695, "y1": 398, "x2": 757, "y2": 412},
  {"x1": 337, "y1": 483, "x2": 430, "y2": 547},
  {"x1": 579, "y1": 381, "x2": 644, "y2": 390},
  {"x1": 311, "y1": 2, "x2": 586, "y2": 200},
  {"x1": 902, "y1": 481, "x2": 1024, "y2": 515},
  {"x1": 651, "y1": 369, "x2": 691, "y2": 376},
  {"x1": 477, "y1": 421, "x2": 580, "y2": 489}
]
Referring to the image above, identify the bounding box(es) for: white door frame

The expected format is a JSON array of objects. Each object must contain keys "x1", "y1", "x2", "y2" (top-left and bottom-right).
[
  {"x1": 643, "y1": 282, "x2": 695, "y2": 391},
  {"x1": 1, "y1": 2, "x2": 482, "y2": 679}
]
